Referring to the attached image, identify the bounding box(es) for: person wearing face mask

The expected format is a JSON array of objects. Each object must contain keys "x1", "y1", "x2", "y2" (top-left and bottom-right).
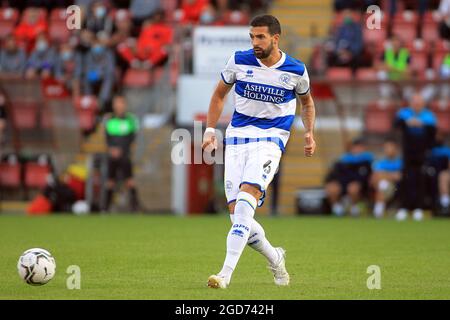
[
  {"x1": 83, "y1": 37, "x2": 116, "y2": 112},
  {"x1": 25, "y1": 33, "x2": 56, "y2": 79},
  {"x1": 14, "y1": 7, "x2": 48, "y2": 53},
  {"x1": 326, "y1": 9, "x2": 363, "y2": 71},
  {"x1": 55, "y1": 43, "x2": 82, "y2": 94},
  {"x1": 0, "y1": 35, "x2": 27, "y2": 75},
  {"x1": 85, "y1": 1, "x2": 114, "y2": 38}
]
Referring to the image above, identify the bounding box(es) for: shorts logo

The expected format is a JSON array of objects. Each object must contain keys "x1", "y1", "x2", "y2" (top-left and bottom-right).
[
  {"x1": 225, "y1": 180, "x2": 233, "y2": 192},
  {"x1": 279, "y1": 73, "x2": 291, "y2": 85},
  {"x1": 263, "y1": 160, "x2": 272, "y2": 174}
]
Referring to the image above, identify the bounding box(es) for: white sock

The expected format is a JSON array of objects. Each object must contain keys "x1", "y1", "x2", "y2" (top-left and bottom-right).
[
  {"x1": 332, "y1": 202, "x2": 345, "y2": 216},
  {"x1": 219, "y1": 192, "x2": 256, "y2": 282},
  {"x1": 441, "y1": 195, "x2": 450, "y2": 207},
  {"x1": 230, "y1": 214, "x2": 279, "y2": 266},
  {"x1": 373, "y1": 202, "x2": 385, "y2": 218},
  {"x1": 350, "y1": 204, "x2": 360, "y2": 217}
]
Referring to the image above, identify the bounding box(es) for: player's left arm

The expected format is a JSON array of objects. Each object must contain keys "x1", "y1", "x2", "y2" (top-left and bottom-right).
[{"x1": 298, "y1": 92, "x2": 316, "y2": 157}]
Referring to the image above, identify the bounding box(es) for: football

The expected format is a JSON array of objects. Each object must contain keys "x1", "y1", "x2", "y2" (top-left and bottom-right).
[{"x1": 17, "y1": 248, "x2": 56, "y2": 286}]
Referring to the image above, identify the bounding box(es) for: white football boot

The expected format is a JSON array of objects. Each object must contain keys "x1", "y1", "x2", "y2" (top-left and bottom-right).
[
  {"x1": 268, "y1": 247, "x2": 290, "y2": 286},
  {"x1": 207, "y1": 274, "x2": 229, "y2": 289}
]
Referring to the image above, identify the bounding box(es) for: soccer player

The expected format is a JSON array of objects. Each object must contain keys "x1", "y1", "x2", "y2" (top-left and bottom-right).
[{"x1": 202, "y1": 15, "x2": 316, "y2": 288}]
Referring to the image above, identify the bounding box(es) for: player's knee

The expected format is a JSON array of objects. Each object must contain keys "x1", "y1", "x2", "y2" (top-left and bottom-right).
[
  {"x1": 228, "y1": 202, "x2": 236, "y2": 215},
  {"x1": 325, "y1": 181, "x2": 341, "y2": 196},
  {"x1": 239, "y1": 183, "x2": 262, "y2": 200},
  {"x1": 234, "y1": 191, "x2": 257, "y2": 223},
  {"x1": 347, "y1": 182, "x2": 361, "y2": 196}
]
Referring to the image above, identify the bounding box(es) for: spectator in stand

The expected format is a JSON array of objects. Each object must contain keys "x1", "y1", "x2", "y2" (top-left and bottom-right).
[
  {"x1": 82, "y1": 36, "x2": 116, "y2": 112},
  {"x1": 14, "y1": 7, "x2": 48, "y2": 53},
  {"x1": 439, "y1": 0, "x2": 450, "y2": 40},
  {"x1": 73, "y1": 29, "x2": 95, "y2": 98},
  {"x1": 25, "y1": 33, "x2": 57, "y2": 79},
  {"x1": 117, "y1": 9, "x2": 172, "y2": 70},
  {"x1": 107, "y1": 9, "x2": 133, "y2": 48},
  {"x1": 175, "y1": 0, "x2": 209, "y2": 24},
  {"x1": 370, "y1": 139, "x2": 403, "y2": 218},
  {"x1": 130, "y1": 0, "x2": 161, "y2": 29},
  {"x1": 326, "y1": 9, "x2": 364, "y2": 71},
  {"x1": 325, "y1": 138, "x2": 374, "y2": 217},
  {"x1": 0, "y1": 35, "x2": 27, "y2": 75},
  {"x1": 55, "y1": 43, "x2": 81, "y2": 94},
  {"x1": 394, "y1": 93, "x2": 437, "y2": 221},
  {"x1": 84, "y1": 0, "x2": 114, "y2": 39},
  {"x1": 199, "y1": 3, "x2": 224, "y2": 25},
  {"x1": 438, "y1": 51, "x2": 450, "y2": 100},
  {"x1": 376, "y1": 35, "x2": 413, "y2": 101}
]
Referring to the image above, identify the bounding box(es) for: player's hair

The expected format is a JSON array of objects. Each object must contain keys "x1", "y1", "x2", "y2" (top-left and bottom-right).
[{"x1": 250, "y1": 15, "x2": 281, "y2": 35}]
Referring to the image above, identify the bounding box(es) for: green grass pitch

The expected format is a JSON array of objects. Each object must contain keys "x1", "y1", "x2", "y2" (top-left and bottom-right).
[{"x1": 1, "y1": 214, "x2": 450, "y2": 300}]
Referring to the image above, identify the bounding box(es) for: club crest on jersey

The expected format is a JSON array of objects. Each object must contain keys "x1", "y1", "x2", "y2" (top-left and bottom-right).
[
  {"x1": 246, "y1": 69, "x2": 254, "y2": 77},
  {"x1": 279, "y1": 73, "x2": 291, "y2": 85}
]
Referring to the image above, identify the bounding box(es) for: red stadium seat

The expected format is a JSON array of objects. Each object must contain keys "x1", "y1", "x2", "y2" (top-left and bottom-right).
[
  {"x1": 433, "y1": 51, "x2": 447, "y2": 72},
  {"x1": 24, "y1": 162, "x2": 50, "y2": 189},
  {"x1": 364, "y1": 101, "x2": 396, "y2": 134},
  {"x1": 422, "y1": 23, "x2": 440, "y2": 43},
  {"x1": 0, "y1": 8, "x2": 19, "y2": 38},
  {"x1": 326, "y1": 67, "x2": 353, "y2": 80},
  {"x1": 393, "y1": 10, "x2": 418, "y2": 25},
  {"x1": 423, "y1": 11, "x2": 441, "y2": 24},
  {"x1": 0, "y1": 162, "x2": 21, "y2": 188},
  {"x1": 123, "y1": 68, "x2": 153, "y2": 87},
  {"x1": 73, "y1": 95, "x2": 99, "y2": 111},
  {"x1": 363, "y1": 27, "x2": 387, "y2": 44},
  {"x1": 355, "y1": 68, "x2": 378, "y2": 80},
  {"x1": 392, "y1": 23, "x2": 417, "y2": 43},
  {"x1": 10, "y1": 101, "x2": 38, "y2": 129},
  {"x1": 410, "y1": 51, "x2": 429, "y2": 73},
  {"x1": 50, "y1": 8, "x2": 67, "y2": 21},
  {"x1": 430, "y1": 101, "x2": 450, "y2": 134},
  {"x1": 76, "y1": 109, "x2": 97, "y2": 132},
  {"x1": 49, "y1": 20, "x2": 70, "y2": 43}
]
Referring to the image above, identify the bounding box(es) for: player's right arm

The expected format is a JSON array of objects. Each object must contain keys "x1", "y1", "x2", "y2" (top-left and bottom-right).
[{"x1": 202, "y1": 79, "x2": 233, "y2": 151}]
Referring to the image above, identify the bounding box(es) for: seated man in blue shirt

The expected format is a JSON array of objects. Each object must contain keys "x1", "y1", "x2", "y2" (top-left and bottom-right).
[
  {"x1": 370, "y1": 138, "x2": 403, "y2": 218},
  {"x1": 325, "y1": 138, "x2": 374, "y2": 216}
]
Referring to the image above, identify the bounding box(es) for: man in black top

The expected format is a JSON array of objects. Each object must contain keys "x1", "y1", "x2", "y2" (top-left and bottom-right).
[
  {"x1": 394, "y1": 93, "x2": 437, "y2": 221},
  {"x1": 103, "y1": 94, "x2": 140, "y2": 212}
]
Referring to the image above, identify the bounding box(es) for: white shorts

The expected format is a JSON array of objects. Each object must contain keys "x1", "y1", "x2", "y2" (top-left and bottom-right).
[{"x1": 224, "y1": 141, "x2": 282, "y2": 207}]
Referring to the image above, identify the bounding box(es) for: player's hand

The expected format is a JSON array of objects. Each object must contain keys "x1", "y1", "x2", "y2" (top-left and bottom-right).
[
  {"x1": 202, "y1": 128, "x2": 217, "y2": 153},
  {"x1": 304, "y1": 133, "x2": 316, "y2": 157}
]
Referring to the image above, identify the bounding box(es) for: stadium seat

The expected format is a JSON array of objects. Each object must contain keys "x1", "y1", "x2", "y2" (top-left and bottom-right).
[
  {"x1": 364, "y1": 101, "x2": 396, "y2": 134},
  {"x1": 326, "y1": 67, "x2": 353, "y2": 80},
  {"x1": 433, "y1": 51, "x2": 448, "y2": 72},
  {"x1": 423, "y1": 11, "x2": 441, "y2": 24},
  {"x1": 222, "y1": 10, "x2": 250, "y2": 25},
  {"x1": 10, "y1": 101, "x2": 38, "y2": 129},
  {"x1": 363, "y1": 27, "x2": 387, "y2": 44},
  {"x1": 392, "y1": 23, "x2": 417, "y2": 43},
  {"x1": 430, "y1": 100, "x2": 450, "y2": 134},
  {"x1": 422, "y1": 23, "x2": 440, "y2": 43},
  {"x1": 410, "y1": 51, "x2": 429, "y2": 73},
  {"x1": 0, "y1": 8, "x2": 19, "y2": 38},
  {"x1": 40, "y1": 106, "x2": 53, "y2": 129},
  {"x1": 0, "y1": 162, "x2": 21, "y2": 188},
  {"x1": 123, "y1": 68, "x2": 153, "y2": 87},
  {"x1": 50, "y1": 8, "x2": 67, "y2": 21},
  {"x1": 73, "y1": 95, "x2": 99, "y2": 112},
  {"x1": 113, "y1": 9, "x2": 131, "y2": 22},
  {"x1": 393, "y1": 10, "x2": 418, "y2": 25},
  {"x1": 355, "y1": 68, "x2": 378, "y2": 81},
  {"x1": 76, "y1": 109, "x2": 97, "y2": 132},
  {"x1": 49, "y1": 20, "x2": 70, "y2": 43},
  {"x1": 24, "y1": 162, "x2": 50, "y2": 189}
]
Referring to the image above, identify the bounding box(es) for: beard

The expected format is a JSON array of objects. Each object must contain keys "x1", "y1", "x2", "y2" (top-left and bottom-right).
[{"x1": 253, "y1": 41, "x2": 274, "y2": 59}]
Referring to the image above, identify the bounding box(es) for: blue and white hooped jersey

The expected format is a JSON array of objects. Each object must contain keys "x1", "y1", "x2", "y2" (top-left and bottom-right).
[{"x1": 221, "y1": 49, "x2": 310, "y2": 152}]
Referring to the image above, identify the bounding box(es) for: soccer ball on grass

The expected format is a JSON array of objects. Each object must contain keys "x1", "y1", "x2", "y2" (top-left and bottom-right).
[{"x1": 17, "y1": 248, "x2": 56, "y2": 285}]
